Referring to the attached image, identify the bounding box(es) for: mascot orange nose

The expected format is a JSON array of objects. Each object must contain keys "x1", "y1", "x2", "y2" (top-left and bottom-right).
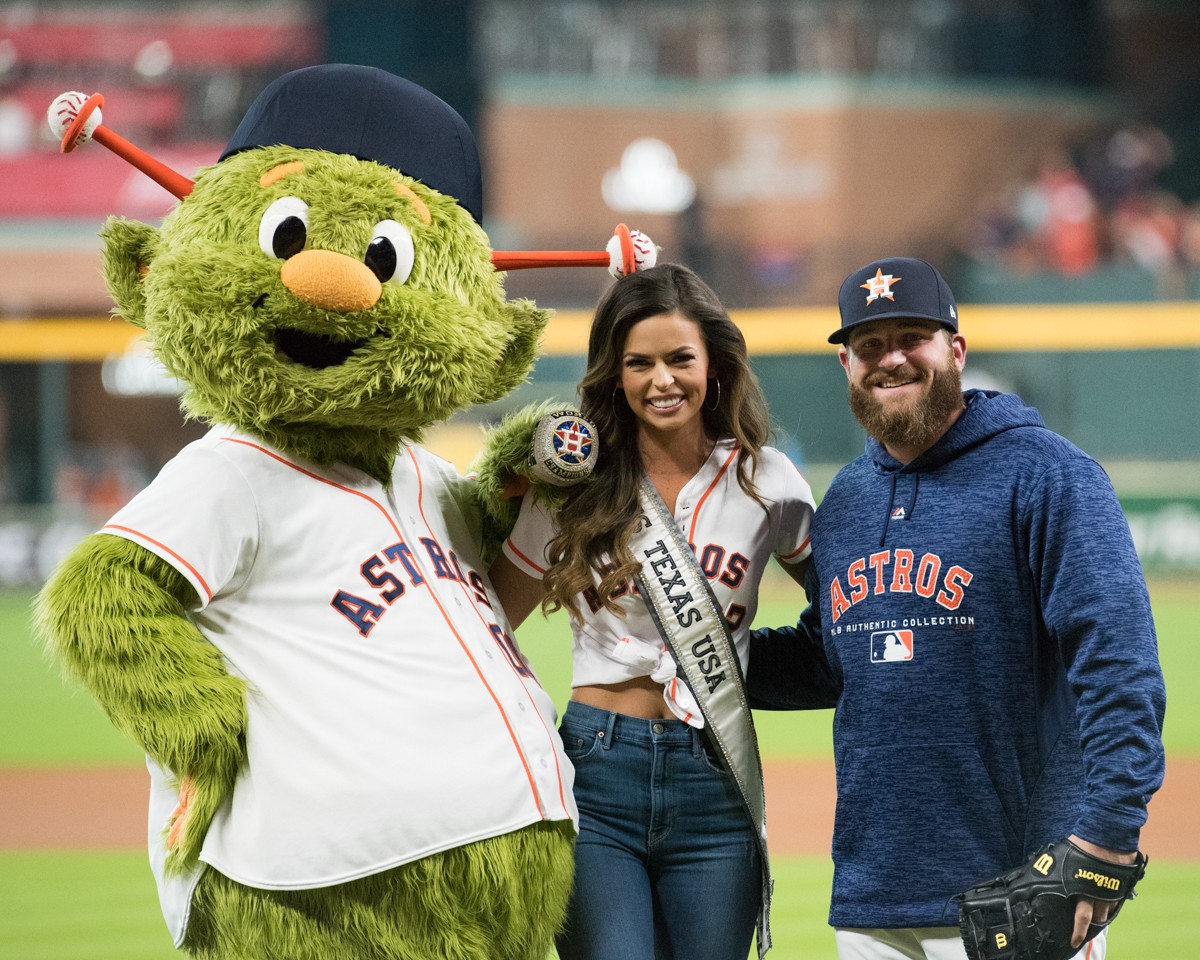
[{"x1": 280, "y1": 249, "x2": 382, "y2": 312}]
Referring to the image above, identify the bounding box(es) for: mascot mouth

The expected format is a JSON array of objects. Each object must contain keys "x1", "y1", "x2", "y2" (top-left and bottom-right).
[{"x1": 273, "y1": 328, "x2": 369, "y2": 369}]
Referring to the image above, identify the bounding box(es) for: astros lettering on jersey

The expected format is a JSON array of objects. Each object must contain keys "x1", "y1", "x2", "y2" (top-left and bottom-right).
[{"x1": 826, "y1": 549, "x2": 974, "y2": 622}]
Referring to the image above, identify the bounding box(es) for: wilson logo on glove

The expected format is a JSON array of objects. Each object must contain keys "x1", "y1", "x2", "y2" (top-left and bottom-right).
[
  {"x1": 956, "y1": 838, "x2": 1147, "y2": 960},
  {"x1": 1074, "y1": 869, "x2": 1121, "y2": 892}
]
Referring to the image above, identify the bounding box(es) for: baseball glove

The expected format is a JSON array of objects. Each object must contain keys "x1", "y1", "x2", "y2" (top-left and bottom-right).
[{"x1": 955, "y1": 839, "x2": 1147, "y2": 960}]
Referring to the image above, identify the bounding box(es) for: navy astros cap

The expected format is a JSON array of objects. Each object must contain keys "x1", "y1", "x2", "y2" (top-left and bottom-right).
[
  {"x1": 831, "y1": 257, "x2": 958, "y2": 344},
  {"x1": 221, "y1": 64, "x2": 483, "y2": 224}
]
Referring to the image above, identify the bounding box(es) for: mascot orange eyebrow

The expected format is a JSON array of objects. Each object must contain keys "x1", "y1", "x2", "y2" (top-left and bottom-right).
[{"x1": 37, "y1": 63, "x2": 653, "y2": 960}]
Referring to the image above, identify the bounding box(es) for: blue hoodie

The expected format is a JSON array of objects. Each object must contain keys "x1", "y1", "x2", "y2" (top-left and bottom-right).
[{"x1": 748, "y1": 389, "x2": 1165, "y2": 928}]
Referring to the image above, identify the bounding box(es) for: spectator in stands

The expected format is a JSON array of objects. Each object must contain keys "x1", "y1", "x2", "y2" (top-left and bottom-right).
[
  {"x1": 1023, "y1": 148, "x2": 1101, "y2": 276},
  {"x1": 1179, "y1": 201, "x2": 1200, "y2": 276},
  {"x1": 1085, "y1": 123, "x2": 1175, "y2": 210},
  {"x1": 956, "y1": 122, "x2": 1199, "y2": 293},
  {"x1": 1111, "y1": 188, "x2": 1183, "y2": 279},
  {"x1": 953, "y1": 184, "x2": 1038, "y2": 274}
]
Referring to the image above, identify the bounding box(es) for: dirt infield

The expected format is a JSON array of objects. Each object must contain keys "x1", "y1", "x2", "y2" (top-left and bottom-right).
[{"x1": 3, "y1": 759, "x2": 1197, "y2": 858}]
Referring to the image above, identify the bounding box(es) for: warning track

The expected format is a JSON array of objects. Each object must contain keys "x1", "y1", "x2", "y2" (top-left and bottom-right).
[{"x1": 3, "y1": 759, "x2": 1195, "y2": 859}]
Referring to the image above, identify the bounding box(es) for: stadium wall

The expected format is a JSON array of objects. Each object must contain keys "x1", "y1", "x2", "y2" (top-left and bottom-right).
[{"x1": 1, "y1": 302, "x2": 1198, "y2": 583}]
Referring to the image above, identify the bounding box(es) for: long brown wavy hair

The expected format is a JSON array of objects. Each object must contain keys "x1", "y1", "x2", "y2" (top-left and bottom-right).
[{"x1": 542, "y1": 262, "x2": 772, "y2": 621}]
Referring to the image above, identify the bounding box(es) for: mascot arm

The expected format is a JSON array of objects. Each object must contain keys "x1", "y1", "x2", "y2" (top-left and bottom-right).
[
  {"x1": 35, "y1": 533, "x2": 246, "y2": 865},
  {"x1": 469, "y1": 401, "x2": 584, "y2": 564}
]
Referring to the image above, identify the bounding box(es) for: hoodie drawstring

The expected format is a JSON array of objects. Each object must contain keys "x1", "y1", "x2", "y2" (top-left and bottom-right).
[{"x1": 880, "y1": 473, "x2": 898, "y2": 546}]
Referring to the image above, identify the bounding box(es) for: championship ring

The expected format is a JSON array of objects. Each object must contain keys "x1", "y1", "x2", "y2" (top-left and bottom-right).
[{"x1": 528, "y1": 410, "x2": 598, "y2": 486}]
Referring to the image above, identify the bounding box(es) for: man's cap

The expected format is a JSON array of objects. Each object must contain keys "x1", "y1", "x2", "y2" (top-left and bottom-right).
[
  {"x1": 221, "y1": 64, "x2": 483, "y2": 223},
  {"x1": 831, "y1": 257, "x2": 958, "y2": 344}
]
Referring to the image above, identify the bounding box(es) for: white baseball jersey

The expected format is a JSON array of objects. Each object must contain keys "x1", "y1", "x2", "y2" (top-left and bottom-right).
[
  {"x1": 103, "y1": 425, "x2": 576, "y2": 944},
  {"x1": 503, "y1": 439, "x2": 814, "y2": 688}
]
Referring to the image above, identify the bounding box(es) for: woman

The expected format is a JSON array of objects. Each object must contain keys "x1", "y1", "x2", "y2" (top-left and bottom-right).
[{"x1": 489, "y1": 262, "x2": 814, "y2": 960}]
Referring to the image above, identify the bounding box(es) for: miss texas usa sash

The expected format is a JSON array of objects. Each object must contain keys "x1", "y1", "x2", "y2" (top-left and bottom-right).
[{"x1": 633, "y1": 476, "x2": 773, "y2": 956}]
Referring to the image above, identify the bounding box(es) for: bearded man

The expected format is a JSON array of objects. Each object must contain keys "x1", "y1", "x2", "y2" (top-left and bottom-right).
[{"x1": 745, "y1": 258, "x2": 1164, "y2": 960}]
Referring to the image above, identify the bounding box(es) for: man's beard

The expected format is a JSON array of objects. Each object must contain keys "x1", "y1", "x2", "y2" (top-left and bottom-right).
[{"x1": 848, "y1": 357, "x2": 965, "y2": 455}]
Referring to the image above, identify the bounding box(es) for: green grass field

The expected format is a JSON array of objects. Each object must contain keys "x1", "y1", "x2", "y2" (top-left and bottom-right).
[{"x1": 2, "y1": 579, "x2": 1196, "y2": 959}]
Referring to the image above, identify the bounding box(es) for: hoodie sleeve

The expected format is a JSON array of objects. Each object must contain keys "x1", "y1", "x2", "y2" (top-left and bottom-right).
[
  {"x1": 746, "y1": 562, "x2": 842, "y2": 711},
  {"x1": 1025, "y1": 455, "x2": 1166, "y2": 852}
]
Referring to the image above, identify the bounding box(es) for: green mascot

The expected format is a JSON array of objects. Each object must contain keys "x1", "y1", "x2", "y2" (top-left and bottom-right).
[{"x1": 35, "y1": 65, "x2": 649, "y2": 960}]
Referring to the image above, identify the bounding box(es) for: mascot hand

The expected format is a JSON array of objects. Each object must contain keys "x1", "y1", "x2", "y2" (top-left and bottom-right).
[
  {"x1": 164, "y1": 766, "x2": 235, "y2": 871},
  {"x1": 166, "y1": 776, "x2": 196, "y2": 853},
  {"x1": 470, "y1": 403, "x2": 597, "y2": 562}
]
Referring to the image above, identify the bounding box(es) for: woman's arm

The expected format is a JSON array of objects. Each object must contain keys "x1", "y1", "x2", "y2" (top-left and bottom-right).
[
  {"x1": 776, "y1": 554, "x2": 809, "y2": 586},
  {"x1": 488, "y1": 553, "x2": 546, "y2": 631}
]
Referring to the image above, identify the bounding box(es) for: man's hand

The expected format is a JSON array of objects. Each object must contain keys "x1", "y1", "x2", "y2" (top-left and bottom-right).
[
  {"x1": 956, "y1": 837, "x2": 1147, "y2": 960},
  {"x1": 1067, "y1": 835, "x2": 1139, "y2": 949}
]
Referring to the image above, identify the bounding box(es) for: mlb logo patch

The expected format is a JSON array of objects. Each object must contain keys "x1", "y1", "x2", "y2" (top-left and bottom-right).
[{"x1": 870, "y1": 630, "x2": 914, "y2": 663}]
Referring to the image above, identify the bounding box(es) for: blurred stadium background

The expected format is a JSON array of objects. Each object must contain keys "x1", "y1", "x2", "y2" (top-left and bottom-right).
[
  {"x1": 1, "y1": 1, "x2": 1197, "y2": 958},
  {"x1": 2, "y1": 0, "x2": 1199, "y2": 575}
]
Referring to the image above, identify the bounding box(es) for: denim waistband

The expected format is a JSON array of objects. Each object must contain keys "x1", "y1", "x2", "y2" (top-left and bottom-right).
[{"x1": 563, "y1": 698, "x2": 713, "y2": 754}]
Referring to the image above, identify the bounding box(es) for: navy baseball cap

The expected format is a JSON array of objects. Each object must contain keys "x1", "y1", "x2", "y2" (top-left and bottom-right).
[
  {"x1": 831, "y1": 257, "x2": 958, "y2": 344},
  {"x1": 221, "y1": 64, "x2": 483, "y2": 223}
]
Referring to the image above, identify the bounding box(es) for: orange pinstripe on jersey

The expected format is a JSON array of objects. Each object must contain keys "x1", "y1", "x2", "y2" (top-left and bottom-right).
[
  {"x1": 687, "y1": 443, "x2": 739, "y2": 547},
  {"x1": 403, "y1": 447, "x2": 571, "y2": 819}
]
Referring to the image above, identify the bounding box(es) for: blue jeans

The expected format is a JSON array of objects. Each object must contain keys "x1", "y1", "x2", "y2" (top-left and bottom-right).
[{"x1": 556, "y1": 700, "x2": 761, "y2": 960}]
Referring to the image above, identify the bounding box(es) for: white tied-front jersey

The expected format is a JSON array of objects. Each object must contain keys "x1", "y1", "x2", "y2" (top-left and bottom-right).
[
  {"x1": 104, "y1": 426, "x2": 575, "y2": 944},
  {"x1": 503, "y1": 439, "x2": 815, "y2": 687}
]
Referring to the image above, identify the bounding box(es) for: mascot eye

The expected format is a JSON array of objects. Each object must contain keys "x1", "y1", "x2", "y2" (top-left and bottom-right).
[
  {"x1": 364, "y1": 220, "x2": 415, "y2": 285},
  {"x1": 258, "y1": 196, "x2": 310, "y2": 259}
]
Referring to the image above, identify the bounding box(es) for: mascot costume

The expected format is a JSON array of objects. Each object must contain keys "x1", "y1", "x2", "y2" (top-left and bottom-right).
[{"x1": 36, "y1": 65, "x2": 653, "y2": 960}]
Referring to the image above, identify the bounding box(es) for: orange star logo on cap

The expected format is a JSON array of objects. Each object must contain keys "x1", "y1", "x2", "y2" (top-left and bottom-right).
[{"x1": 861, "y1": 267, "x2": 902, "y2": 304}]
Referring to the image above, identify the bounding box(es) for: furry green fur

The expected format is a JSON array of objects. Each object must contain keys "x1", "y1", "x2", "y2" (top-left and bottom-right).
[
  {"x1": 183, "y1": 821, "x2": 574, "y2": 960},
  {"x1": 34, "y1": 535, "x2": 245, "y2": 869}
]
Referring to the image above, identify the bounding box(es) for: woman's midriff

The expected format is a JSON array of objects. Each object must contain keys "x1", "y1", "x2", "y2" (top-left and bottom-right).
[{"x1": 571, "y1": 675, "x2": 675, "y2": 720}]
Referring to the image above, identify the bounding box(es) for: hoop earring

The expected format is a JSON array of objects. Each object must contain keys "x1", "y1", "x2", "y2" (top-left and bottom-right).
[
  {"x1": 613, "y1": 385, "x2": 630, "y2": 422},
  {"x1": 704, "y1": 378, "x2": 721, "y2": 412}
]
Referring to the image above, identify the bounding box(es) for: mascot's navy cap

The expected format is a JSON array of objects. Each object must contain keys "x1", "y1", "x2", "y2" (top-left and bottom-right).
[
  {"x1": 831, "y1": 257, "x2": 958, "y2": 344},
  {"x1": 221, "y1": 63, "x2": 483, "y2": 223}
]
